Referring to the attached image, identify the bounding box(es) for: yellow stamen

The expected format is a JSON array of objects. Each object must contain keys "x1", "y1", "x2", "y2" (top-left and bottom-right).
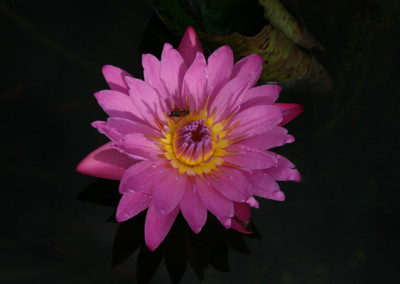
[{"x1": 159, "y1": 101, "x2": 237, "y2": 176}]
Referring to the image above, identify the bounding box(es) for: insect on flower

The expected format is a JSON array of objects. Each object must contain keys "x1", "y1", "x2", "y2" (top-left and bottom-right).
[{"x1": 168, "y1": 107, "x2": 190, "y2": 117}]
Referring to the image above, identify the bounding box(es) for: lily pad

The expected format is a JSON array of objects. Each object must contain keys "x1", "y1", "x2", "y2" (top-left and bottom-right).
[
  {"x1": 152, "y1": 0, "x2": 332, "y2": 91},
  {"x1": 259, "y1": 0, "x2": 323, "y2": 50},
  {"x1": 199, "y1": 25, "x2": 332, "y2": 89}
]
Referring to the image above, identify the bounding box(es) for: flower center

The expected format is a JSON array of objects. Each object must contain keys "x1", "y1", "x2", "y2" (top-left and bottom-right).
[{"x1": 173, "y1": 120, "x2": 214, "y2": 166}]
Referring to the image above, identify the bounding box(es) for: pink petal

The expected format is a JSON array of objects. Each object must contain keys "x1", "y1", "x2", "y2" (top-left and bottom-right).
[
  {"x1": 119, "y1": 160, "x2": 165, "y2": 194},
  {"x1": 275, "y1": 103, "x2": 304, "y2": 126},
  {"x1": 152, "y1": 169, "x2": 188, "y2": 217},
  {"x1": 92, "y1": 118, "x2": 161, "y2": 141},
  {"x1": 211, "y1": 167, "x2": 251, "y2": 202},
  {"x1": 125, "y1": 77, "x2": 167, "y2": 125},
  {"x1": 245, "y1": 170, "x2": 285, "y2": 201},
  {"x1": 237, "y1": 84, "x2": 281, "y2": 109},
  {"x1": 145, "y1": 202, "x2": 179, "y2": 251},
  {"x1": 231, "y1": 202, "x2": 252, "y2": 234},
  {"x1": 178, "y1": 26, "x2": 203, "y2": 67},
  {"x1": 102, "y1": 65, "x2": 133, "y2": 94},
  {"x1": 265, "y1": 154, "x2": 301, "y2": 182},
  {"x1": 116, "y1": 188, "x2": 152, "y2": 222},
  {"x1": 160, "y1": 43, "x2": 187, "y2": 106},
  {"x1": 142, "y1": 53, "x2": 168, "y2": 99},
  {"x1": 94, "y1": 90, "x2": 137, "y2": 121},
  {"x1": 112, "y1": 133, "x2": 162, "y2": 160},
  {"x1": 227, "y1": 105, "x2": 283, "y2": 139},
  {"x1": 180, "y1": 182, "x2": 207, "y2": 233},
  {"x1": 196, "y1": 176, "x2": 234, "y2": 228},
  {"x1": 210, "y1": 74, "x2": 253, "y2": 123},
  {"x1": 223, "y1": 147, "x2": 278, "y2": 170},
  {"x1": 182, "y1": 52, "x2": 208, "y2": 110},
  {"x1": 107, "y1": 117, "x2": 162, "y2": 138},
  {"x1": 76, "y1": 142, "x2": 136, "y2": 180},
  {"x1": 238, "y1": 97, "x2": 275, "y2": 113},
  {"x1": 207, "y1": 45, "x2": 234, "y2": 98},
  {"x1": 230, "y1": 54, "x2": 263, "y2": 87},
  {"x1": 246, "y1": 197, "x2": 259, "y2": 208},
  {"x1": 232, "y1": 126, "x2": 294, "y2": 151},
  {"x1": 92, "y1": 120, "x2": 120, "y2": 141}
]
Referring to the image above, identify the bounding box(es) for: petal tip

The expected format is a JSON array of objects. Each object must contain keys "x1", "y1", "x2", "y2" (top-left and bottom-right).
[
  {"x1": 275, "y1": 191, "x2": 286, "y2": 201},
  {"x1": 292, "y1": 171, "x2": 301, "y2": 182}
]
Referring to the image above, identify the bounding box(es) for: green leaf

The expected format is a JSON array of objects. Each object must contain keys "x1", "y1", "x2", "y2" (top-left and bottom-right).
[
  {"x1": 258, "y1": 0, "x2": 323, "y2": 50},
  {"x1": 199, "y1": 26, "x2": 332, "y2": 90},
  {"x1": 152, "y1": 0, "x2": 332, "y2": 91}
]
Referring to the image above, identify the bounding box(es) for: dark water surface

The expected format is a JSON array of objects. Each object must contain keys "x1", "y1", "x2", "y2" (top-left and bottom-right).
[{"x1": 1, "y1": 0, "x2": 399, "y2": 283}]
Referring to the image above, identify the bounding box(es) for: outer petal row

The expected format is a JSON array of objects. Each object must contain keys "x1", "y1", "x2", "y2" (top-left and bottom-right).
[
  {"x1": 102, "y1": 65, "x2": 133, "y2": 95},
  {"x1": 76, "y1": 142, "x2": 137, "y2": 180}
]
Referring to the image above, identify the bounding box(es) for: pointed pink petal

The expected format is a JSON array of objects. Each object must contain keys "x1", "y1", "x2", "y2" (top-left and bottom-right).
[
  {"x1": 107, "y1": 117, "x2": 162, "y2": 138},
  {"x1": 245, "y1": 170, "x2": 285, "y2": 201},
  {"x1": 227, "y1": 105, "x2": 283, "y2": 139},
  {"x1": 76, "y1": 142, "x2": 136, "y2": 180},
  {"x1": 183, "y1": 52, "x2": 208, "y2": 110},
  {"x1": 160, "y1": 43, "x2": 187, "y2": 106},
  {"x1": 210, "y1": 74, "x2": 253, "y2": 123},
  {"x1": 211, "y1": 167, "x2": 251, "y2": 202},
  {"x1": 246, "y1": 197, "x2": 259, "y2": 208},
  {"x1": 142, "y1": 53, "x2": 168, "y2": 99},
  {"x1": 237, "y1": 85, "x2": 282, "y2": 113},
  {"x1": 152, "y1": 169, "x2": 188, "y2": 217},
  {"x1": 145, "y1": 202, "x2": 179, "y2": 251},
  {"x1": 102, "y1": 65, "x2": 133, "y2": 94},
  {"x1": 92, "y1": 120, "x2": 120, "y2": 141},
  {"x1": 180, "y1": 181, "x2": 207, "y2": 234},
  {"x1": 237, "y1": 84, "x2": 281, "y2": 109},
  {"x1": 113, "y1": 133, "x2": 162, "y2": 160},
  {"x1": 275, "y1": 103, "x2": 303, "y2": 126},
  {"x1": 207, "y1": 45, "x2": 234, "y2": 98},
  {"x1": 231, "y1": 202, "x2": 252, "y2": 234},
  {"x1": 196, "y1": 176, "x2": 233, "y2": 228},
  {"x1": 230, "y1": 54, "x2": 263, "y2": 87},
  {"x1": 265, "y1": 154, "x2": 301, "y2": 182},
  {"x1": 238, "y1": 97, "x2": 274, "y2": 113},
  {"x1": 232, "y1": 126, "x2": 294, "y2": 151},
  {"x1": 178, "y1": 26, "x2": 203, "y2": 67},
  {"x1": 119, "y1": 160, "x2": 166, "y2": 194},
  {"x1": 116, "y1": 188, "x2": 152, "y2": 222},
  {"x1": 223, "y1": 147, "x2": 278, "y2": 170},
  {"x1": 94, "y1": 90, "x2": 137, "y2": 121},
  {"x1": 125, "y1": 77, "x2": 166, "y2": 125},
  {"x1": 92, "y1": 117, "x2": 162, "y2": 142}
]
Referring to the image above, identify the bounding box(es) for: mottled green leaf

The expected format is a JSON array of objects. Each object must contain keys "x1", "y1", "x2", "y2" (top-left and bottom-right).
[
  {"x1": 199, "y1": 26, "x2": 332, "y2": 90},
  {"x1": 259, "y1": 0, "x2": 323, "y2": 50},
  {"x1": 152, "y1": 0, "x2": 332, "y2": 91}
]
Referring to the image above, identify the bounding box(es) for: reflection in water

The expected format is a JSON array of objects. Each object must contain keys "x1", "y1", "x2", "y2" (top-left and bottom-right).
[{"x1": 78, "y1": 180, "x2": 260, "y2": 283}]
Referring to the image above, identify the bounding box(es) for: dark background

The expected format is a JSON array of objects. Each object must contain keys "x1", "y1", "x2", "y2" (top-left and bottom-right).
[{"x1": 1, "y1": 0, "x2": 399, "y2": 283}]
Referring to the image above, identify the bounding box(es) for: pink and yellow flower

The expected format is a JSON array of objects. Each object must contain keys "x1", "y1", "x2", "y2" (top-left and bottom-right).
[{"x1": 77, "y1": 27, "x2": 302, "y2": 251}]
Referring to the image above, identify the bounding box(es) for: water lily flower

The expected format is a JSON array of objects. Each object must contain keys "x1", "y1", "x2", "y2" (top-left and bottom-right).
[{"x1": 77, "y1": 27, "x2": 302, "y2": 251}]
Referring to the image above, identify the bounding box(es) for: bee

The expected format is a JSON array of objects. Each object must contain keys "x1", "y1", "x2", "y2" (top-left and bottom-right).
[{"x1": 168, "y1": 107, "x2": 190, "y2": 117}]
